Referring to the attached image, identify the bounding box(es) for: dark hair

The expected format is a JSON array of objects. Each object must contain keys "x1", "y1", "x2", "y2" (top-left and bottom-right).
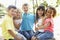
[
  {"x1": 36, "y1": 5, "x2": 45, "y2": 21},
  {"x1": 46, "y1": 6, "x2": 56, "y2": 17},
  {"x1": 7, "y1": 5, "x2": 17, "y2": 10},
  {"x1": 50, "y1": 7, "x2": 56, "y2": 17},
  {"x1": 23, "y1": 3, "x2": 28, "y2": 6}
]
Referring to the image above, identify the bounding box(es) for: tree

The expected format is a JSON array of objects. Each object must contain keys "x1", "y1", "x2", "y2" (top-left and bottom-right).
[
  {"x1": 56, "y1": 0, "x2": 60, "y2": 7},
  {"x1": 0, "y1": 3, "x2": 6, "y2": 18}
]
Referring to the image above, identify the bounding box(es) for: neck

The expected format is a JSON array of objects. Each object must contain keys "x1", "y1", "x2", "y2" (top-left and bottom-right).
[
  {"x1": 39, "y1": 16, "x2": 43, "y2": 19},
  {"x1": 8, "y1": 13, "x2": 12, "y2": 17},
  {"x1": 47, "y1": 16, "x2": 51, "y2": 18},
  {"x1": 24, "y1": 11, "x2": 28, "y2": 13}
]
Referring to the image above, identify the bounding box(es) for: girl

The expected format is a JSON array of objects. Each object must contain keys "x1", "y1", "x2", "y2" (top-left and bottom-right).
[
  {"x1": 32, "y1": 6, "x2": 56, "y2": 40},
  {"x1": 13, "y1": 9, "x2": 22, "y2": 31},
  {"x1": 13, "y1": 9, "x2": 27, "y2": 40},
  {"x1": 31, "y1": 5, "x2": 45, "y2": 40}
]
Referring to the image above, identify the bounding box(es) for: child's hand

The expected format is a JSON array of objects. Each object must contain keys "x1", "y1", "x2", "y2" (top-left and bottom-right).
[
  {"x1": 35, "y1": 27, "x2": 39, "y2": 31},
  {"x1": 16, "y1": 37, "x2": 22, "y2": 40}
]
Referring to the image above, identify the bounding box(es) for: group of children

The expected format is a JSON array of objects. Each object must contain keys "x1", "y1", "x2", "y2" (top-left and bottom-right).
[
  {"x1": 32, "y1": 6, "x2": 56, "y2": 40},
  {"x1": 1, "y1": 3, "x2": 56, "y2": 40}
]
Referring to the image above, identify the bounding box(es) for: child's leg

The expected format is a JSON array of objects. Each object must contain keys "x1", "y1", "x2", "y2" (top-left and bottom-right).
[
  {"x1": 14, "y1": 33, "x2": 27, "y2": 40},
  {"x1": 28, "y1": 30, "x2": 34, "y2": 40},
  {"x1": 36, "y1": 31, "x2": 53, "y2": 40},
  {"x1": 19, "y1": 30, "x2": 30, "y2": 40},
  {"x1": 31, "y1": 36, "x2": 36, "y2": 40},
  {"x1": 31, "y1": 31, "x2": 41, "y2": 40}
]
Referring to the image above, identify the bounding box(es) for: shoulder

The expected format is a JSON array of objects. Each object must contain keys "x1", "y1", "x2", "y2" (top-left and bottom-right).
[
  {"x1": 22, "y1": 13, "x2": 24, "y2": 16},
  {"x1": 4, "y1": 15, "x2": 12, "y2": 22},
  {"x1": 29, "y1": 13, "x2": 35, "y2": 17},
  {"x1": 45, "y1": 18, "x2": 53, "y2": 23}
]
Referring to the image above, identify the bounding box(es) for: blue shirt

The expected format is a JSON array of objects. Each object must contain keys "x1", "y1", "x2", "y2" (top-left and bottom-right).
[{"x1": 20, "y1": 13, "x2": 35, "y2": 31}]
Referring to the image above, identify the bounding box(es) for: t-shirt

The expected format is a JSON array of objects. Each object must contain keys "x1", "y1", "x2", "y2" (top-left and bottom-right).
[
  {"x1": 36, "y1": 19, "x2": 44, "y2": 32},
  {"x1": 14, "y1": 19, "x2": 22, "y2": 31},
  {"x1": 15, "y1": 19, "x2": 22, "y2": 24},
  {"x1": 20, "y1": 13, "x2": 35, "y2": 31},
  {"x1": 44, "y1": 18, "x2": 54, "y2": 32},
  {"x1": 1, "y1": 15, "x2": 18, "y2": 39}
]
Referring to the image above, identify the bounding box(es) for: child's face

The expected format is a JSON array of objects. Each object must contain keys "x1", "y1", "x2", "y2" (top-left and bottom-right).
[
  {"x1": 8, "y1": 8, "x2": 17, "y2": 17},
  {"x1": 16, "y1": 10, "x2": 21, "y2": 18},
  {"x1": 37, "y1": 9, "x2": 44, "y2": 17},
  {"x1": 23, "y1": 6, "x2": 28, "y2": 13},
  {"x1": 46, "y1": 9, "x2": 52, "y2": 18}
]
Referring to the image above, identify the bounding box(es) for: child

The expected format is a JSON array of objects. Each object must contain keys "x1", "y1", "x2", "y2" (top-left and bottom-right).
[
  {"x1": 31, "y1": 5, "x2": 45, "y2": 40},
  {"x1": 35, "y1": 6, "x2": 45, "y2": 32},
  {"x1": 13, "y1": 9, "x2": 27, "y2": 40},
  {"x1": 32, "y1": 6, "x2": 56, "y2": 40},
  {"x1": 1, "y1": 5, "x2": 27, "y2": 40},
  {"x1": 13, "y1": 9, "x2": 22, "y2": 31},
  {"x1": 1, "y1": 5, "x2": 22, "y2": 40},
  {"x1": 18, "y1": 3, "x2": 35, "y2": 40}
]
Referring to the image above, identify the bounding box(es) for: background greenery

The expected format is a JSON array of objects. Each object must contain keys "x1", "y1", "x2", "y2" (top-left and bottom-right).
[{"x1": 0, "y1": 0, "x2": 60, "y2": 18}]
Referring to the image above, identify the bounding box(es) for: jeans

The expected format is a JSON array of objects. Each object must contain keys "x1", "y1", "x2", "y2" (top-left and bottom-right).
[
  {"x1": 14, "y1": 33, "x2": 27, "y2": 40},
  {"x1": 34, "y1": 31, "x2": 53, "y2": 40},
  {"x1": 18, "y1": 30, "x2": 34, "y2": 40}
]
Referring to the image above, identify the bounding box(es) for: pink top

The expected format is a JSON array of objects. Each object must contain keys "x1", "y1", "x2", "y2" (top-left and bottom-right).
[{"x1": 44, "y1": 18, "x2": 54, "y2": 32}]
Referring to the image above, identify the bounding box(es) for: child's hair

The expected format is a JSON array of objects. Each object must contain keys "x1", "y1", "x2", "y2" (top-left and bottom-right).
[
  {"x1": 23, "y1": 3, "x2": 28, "y2": 6},
  {"x1": 36, "y1": 5, "x2": 45, "y2": 21},
  {"x1": 46, "y1": 6, "x2": 56, "y2": 18},
  {"x1": 17, "y1": 9, "x2": 21, "y2": 14},
  {"x1": 7, "y1": 5, "x2": 17, "y2": 10}
]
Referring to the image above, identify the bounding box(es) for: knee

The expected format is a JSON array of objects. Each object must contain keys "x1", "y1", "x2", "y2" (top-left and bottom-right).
[
  {"x1": 22, "y1": 37, "x2": 27, "y2": 40},
  {"x1": 24, "y1": 34, "x2": 30, "y2": 39},
  {"x1": 31, "y1": 36, "x2": 36, "y2": 40}
]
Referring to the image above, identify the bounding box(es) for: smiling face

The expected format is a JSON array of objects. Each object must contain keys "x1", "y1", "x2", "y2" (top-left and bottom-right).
[
  {"x1": 22, "y1": 5, "x2": 28, "y2": 13},
  {"x1": 46, "y1": 8, "x2": 52, "y2": 18},
  {"x1": 16, "y1": 10, "x2": 21, "y2": 19},
  {"x1": 8, "y1": 8, "x2": 17, "y2": 17},
  {"x1": 37, "y1": 9, "x2": 44, "y2": 17},
  {"x1": 22, "y1": 4, "x2": 29, "y2": 13}
]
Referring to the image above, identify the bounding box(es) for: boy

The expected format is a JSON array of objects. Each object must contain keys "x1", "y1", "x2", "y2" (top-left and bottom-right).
[
  {"x1": 19, "y1": 4, "x2": 35, "y2": 40},
  {"x1": 1, "y1": 5, "x2": 26, "y2": 40}
]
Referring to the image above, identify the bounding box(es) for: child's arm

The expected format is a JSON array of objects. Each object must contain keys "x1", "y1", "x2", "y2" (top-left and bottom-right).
[
  {"x1": 8, "y1": 30, "x2": 22, "y2": 40},
  {"x1": 6, "y1": 20, "x2": 22, "y2": 40},
  {"x1": 13, "y1": 20, "x2": 20, "y2": 29},
  {"x1": 39, "y1": 21, "x2": 51, "y2": 29},
  {"x1": 35, "y1": 17, "x2": 46, "y2": 30}
]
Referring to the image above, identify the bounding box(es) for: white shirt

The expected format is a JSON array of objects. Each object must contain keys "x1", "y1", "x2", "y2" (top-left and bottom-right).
[
  {"x1": 36, "y1": 19, "x2": 44, "y2": 32},
  {"x1": 15, "y1": 19, "x2": 22, "y2": 24},
  {"x1": 14, "y1": 19, "x2": 22, "y2": 31}
]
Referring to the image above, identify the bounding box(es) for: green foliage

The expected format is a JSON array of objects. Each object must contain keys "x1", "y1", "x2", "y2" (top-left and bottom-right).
[
  {"x1": 0, "y1": 7, "x2": 6, "y2": 15},
  {"x1": 0, "y1": 3, "x2": 6, "y2": 17},
  {"x1": 42, "y1": 1, "x2": 48, "y2": 7},
  {"x1": 56, "y1": 0, "x2": 60, "y2": 5},
  {"x1": 56, "y1": 0, "x2": 60, "y2": 7}
]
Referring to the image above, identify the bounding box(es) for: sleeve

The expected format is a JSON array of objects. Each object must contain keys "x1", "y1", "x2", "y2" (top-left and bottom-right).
[
  {"x1": 46, "y1": 19, "x2": 53, "y2": 25},
  {"x1": 6, "y1": 20, "x2": 13, "y2": 30}
]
